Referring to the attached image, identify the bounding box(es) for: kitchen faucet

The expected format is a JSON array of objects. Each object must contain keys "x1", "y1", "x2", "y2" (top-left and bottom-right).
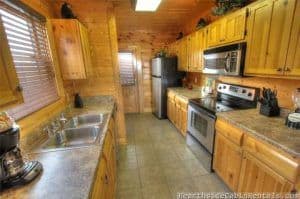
[{"x1": 43, "y1": 113, "x2": 68, "y2": 144}]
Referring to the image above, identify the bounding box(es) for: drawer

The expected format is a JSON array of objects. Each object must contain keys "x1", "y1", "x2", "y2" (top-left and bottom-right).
[
  {"x1": 175, "y1": 95, "x2": 188, "y2": 109},
  {"x1": 216, "y1": 118, "x2": 244, "y2": 146},
  {"x1": 167, "y1": 90, "x2": 176, "y2": 99},
  {"x1": 243, "y1": 134, "x2": 300, "y2": 183}
]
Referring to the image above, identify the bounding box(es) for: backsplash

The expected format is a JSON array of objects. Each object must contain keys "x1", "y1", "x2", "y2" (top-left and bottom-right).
[{"x1": 186, "y1": 72, "x2": 300, "y2": 109}]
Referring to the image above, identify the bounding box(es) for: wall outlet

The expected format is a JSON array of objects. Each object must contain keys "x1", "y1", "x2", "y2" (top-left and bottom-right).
[{"x1": 194, "y1": 77, "x2": 198, "y2": 84}]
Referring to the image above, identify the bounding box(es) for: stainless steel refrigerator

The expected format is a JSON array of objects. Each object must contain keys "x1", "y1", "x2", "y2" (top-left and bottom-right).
[{"x1": 151, "y1": 57, "x2": 184, "y2": 119}]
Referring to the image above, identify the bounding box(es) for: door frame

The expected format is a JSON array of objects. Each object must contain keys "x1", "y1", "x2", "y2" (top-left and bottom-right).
[{"x1": 119, "y1": 46, "x2": 144, "y2": 113}]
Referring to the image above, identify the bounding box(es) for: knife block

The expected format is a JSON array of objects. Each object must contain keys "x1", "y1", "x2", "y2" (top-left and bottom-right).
[{"x1": 260, "y1": 104, "x2": 280, "y2": 117}]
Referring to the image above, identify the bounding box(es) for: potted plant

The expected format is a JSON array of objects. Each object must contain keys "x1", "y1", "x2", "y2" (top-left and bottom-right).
[{"x1": 212, "y1": 0, "x2": 250, "y2": 16}]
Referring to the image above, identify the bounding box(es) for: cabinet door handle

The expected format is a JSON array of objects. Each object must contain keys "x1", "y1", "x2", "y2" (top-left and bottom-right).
[
  {"x1": 277, "y1": 68, "x2": 282, "y2": 72},
  {"x1": 285, "y1": 67, "x2": 291, "y2": 72},
  {"x1": 16, "y1": 85, "x2": 23, "y2": 92},
  {"x1": 104, "y1": 174, "x2": 109, "y2": 184}
]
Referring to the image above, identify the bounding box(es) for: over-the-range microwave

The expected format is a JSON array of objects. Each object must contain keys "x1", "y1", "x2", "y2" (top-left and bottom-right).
[{"x1": 203, "y1": 42, "x2": 246, "y2": 76}]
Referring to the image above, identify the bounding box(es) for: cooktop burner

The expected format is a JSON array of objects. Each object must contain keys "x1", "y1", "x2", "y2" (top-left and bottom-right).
[{"x1": 189, "y1": 97, "x2": 234, "y2": 114}]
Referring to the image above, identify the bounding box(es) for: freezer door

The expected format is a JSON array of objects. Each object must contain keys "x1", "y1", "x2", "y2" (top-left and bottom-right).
[
  {"x1": 152, "y1": 76, "x2": 162, "y2": 118},
  {"x1": 152, "y1": 58, "x2": 162, "y2": 77}
]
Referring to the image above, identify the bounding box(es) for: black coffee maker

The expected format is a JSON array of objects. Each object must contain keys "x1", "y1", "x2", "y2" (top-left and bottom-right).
[{"x1": 0, "y1": 124, "x2": 43, "y2": 190}]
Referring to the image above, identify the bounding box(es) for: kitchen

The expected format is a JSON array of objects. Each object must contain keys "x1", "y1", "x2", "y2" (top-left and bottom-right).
[{"x1": 0, "y1": 0, "x2": 299, "y2": 198}]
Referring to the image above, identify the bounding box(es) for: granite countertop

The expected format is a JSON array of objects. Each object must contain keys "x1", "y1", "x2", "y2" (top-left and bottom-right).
[
  {"x1": 217, "y1": 109, "x2": 300, "y2": 158},
  {"x1": 1, "y1": 96, "x2": 115, "y2": 199},
  {"x1": 168, "y1": 87, "x2": 210, "y2": 100}
]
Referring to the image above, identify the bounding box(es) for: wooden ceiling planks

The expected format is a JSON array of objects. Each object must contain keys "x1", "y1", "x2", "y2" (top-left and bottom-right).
[{"x1": 112, "y1": 0, "x2": 214, "y2": 33}]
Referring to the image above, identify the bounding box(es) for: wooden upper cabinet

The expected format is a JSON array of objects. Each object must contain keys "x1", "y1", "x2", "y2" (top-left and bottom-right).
[
  {"x1": 178, "y1": 37, "x2": 188, "y2": 71},
  {"x1": 51, "y1": 19, "x2": 92, "y2": 80},
  {"x1": 286, "y1": 0, "x2": 300, "y2": 77},
  {"x1": 238, "y1": 152, "x2": 294, "y2": 194},
  {"x1": 245, "y1": 0, "x2": 297, "y2": 76},
  {"x1": 189, "y1": 29, "x2": 206, "y2": 72},
  {"x1": 0, "y1": 24, "x2": 23, "y2": 109},
  {"x1": 207, "y1": 21, "x2": 221, "y2": 47},
  {"x1": 225, "y1": 8, "x2": 247, "y2": 43},
  {"x1": 207, "y1": 9, "x2": 247, "y2": 47}
]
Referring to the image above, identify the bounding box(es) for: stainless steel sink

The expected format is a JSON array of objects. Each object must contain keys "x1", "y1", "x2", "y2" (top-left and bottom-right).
[
  {"x1": 65, "y1": 113, "x2": 106, "y2": 129},
  {"x1": 42, "y1": 126, "x2": 101, "y2": 150}
]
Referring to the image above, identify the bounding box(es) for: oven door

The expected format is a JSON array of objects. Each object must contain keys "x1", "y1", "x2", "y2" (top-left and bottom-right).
[{"x1": 187, "y1": 104, "x2": 216, "y2": 154}]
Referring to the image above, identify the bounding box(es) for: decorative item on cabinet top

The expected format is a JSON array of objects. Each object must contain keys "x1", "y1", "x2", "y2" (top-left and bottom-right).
[{"x1": 212, "y1": 0, "x2": 251, "y2": 16}]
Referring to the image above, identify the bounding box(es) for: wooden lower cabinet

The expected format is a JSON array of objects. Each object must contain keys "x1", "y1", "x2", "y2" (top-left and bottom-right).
[
  {"x1": 167, "y1": 92, "x2": 188, "y2": 136},
  {"x1": 238, "y1": 152, "x2": 294, "y2": 194},
  {"x1": 90, "y1": 118, "x2": 116, "y2": 199},
  {"x1": 214, "y1": 118, "x2": 299, "y2": 195},
  {"x1": 213, "y1": 133, "x2": 243, "y2": 192}
]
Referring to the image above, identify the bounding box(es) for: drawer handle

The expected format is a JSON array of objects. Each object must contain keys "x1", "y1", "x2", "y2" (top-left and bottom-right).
[
  {"x1": 104, "y1": 174, "x2": 109, "y2": 184},
  {"x1": 277, "y1": 68, "x2": 282, "y2": 72}
]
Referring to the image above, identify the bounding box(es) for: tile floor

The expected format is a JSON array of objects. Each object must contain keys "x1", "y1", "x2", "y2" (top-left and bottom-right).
[{"x1": 117, "y1": 113, "x2": 230, "y2": 199}]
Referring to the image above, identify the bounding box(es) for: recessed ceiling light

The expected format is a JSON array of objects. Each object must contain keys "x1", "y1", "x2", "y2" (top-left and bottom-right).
[{"x1": 135, "y1": 0, "x2": 162, "y2": 12}]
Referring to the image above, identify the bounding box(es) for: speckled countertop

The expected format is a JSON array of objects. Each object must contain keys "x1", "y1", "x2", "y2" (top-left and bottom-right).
[
  {"x1": 0, "y1": 96, "x2": 115, "y2": 199},
  {"x1": 217, "y1": 108, "x2": 300, "y2": 158},
  {"x1": 168, "y1": 87, "x2": 211, "y2": 100}
]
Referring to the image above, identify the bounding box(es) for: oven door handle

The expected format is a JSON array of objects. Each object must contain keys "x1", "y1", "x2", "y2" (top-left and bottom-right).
[{"x1": 225, "y1": 53, "x2": 231, "y2": 72}]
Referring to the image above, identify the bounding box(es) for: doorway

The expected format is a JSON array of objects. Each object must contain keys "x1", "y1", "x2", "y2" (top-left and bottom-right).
[{"x1": 118, "y1": 52, "x2": 140, "y2": 113}]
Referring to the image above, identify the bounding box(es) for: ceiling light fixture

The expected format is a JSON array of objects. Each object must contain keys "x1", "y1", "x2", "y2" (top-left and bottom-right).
[{"x1": 135, "y1": 0, "x2": 162, "y2": 12}]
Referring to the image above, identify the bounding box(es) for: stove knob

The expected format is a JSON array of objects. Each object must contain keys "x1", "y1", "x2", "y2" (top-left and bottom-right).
[
  {"x1": 248, "y1": 93, "x2": 253, "y2": 97},
  {"x1": 242, "y1": 89, "x2": 247, "y2": 94},
  {"x1": 218, "y1": 86, "x2": 222, "y2": 90},
  {"x1": 223, "y1": 86, "x2": 226, "y2": 89}
]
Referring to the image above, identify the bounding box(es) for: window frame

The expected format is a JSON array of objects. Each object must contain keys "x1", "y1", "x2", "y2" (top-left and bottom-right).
[{"x1": 0, "y1": 1, "x2": 61, "y2": 120}]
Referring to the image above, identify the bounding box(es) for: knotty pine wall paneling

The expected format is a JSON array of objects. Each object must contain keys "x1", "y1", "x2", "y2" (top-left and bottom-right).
[
  {"x1": 187, "y1": 73, "x2": 300, "y2": 109},
  {"x1": 118, "y1": 31, "x2": 178, "y2": 112},
  {"x1": 52, "y1": 0, "x2": 127, "y2": 143}
]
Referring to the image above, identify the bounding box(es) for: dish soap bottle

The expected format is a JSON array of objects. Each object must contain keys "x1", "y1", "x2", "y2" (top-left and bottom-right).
[{"x1": 74, "y1": 93, "x2": 83, "y2": 108}]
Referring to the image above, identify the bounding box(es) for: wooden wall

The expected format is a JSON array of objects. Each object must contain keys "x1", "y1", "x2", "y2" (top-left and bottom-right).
[
  {"x1": 118, "y1": 31, "x2": 177, "y2": 112},
  {"x1": 187, "y1": 73, "x2": 300, "y2": 109},
  {"x1": 52, "y1": 0, "x2": 127, "y2": 143}
]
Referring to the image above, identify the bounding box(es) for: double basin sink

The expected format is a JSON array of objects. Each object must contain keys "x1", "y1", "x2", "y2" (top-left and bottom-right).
[{"x1": 41, "y1": 113, "x2": 108, "y2": 151}]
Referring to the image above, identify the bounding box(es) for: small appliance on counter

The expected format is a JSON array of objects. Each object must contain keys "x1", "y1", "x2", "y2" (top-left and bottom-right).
[
  {"x1": 0, "y1": 112, "x2": 43, "y2": 191},
  {"x1": 259, "y1": 88, "x2": 280, "y2": 117},
  {"x1": 286, "y1": 88, "x2": 300, "y2": 129}
]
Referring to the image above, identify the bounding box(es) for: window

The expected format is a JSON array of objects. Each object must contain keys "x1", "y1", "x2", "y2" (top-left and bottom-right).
[
  {"x1": 0, "y1": 1, "x2": 58, "y2": 119},
  {"x1": 118, "y1": 52, "x2": 136, "y2": 86}
]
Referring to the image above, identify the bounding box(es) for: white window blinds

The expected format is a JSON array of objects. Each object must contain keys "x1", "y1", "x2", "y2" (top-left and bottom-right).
[
  {"x1": 118, "y1": 52, "x2": 136, "y2": 86},
  {"x1": 0, "y1": 2, "x2": 59, "y2": 120}
]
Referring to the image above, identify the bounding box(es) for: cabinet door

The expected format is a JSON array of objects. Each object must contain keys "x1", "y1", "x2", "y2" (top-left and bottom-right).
[
  {"x1": 286, "y1": 0, "x2": 300, "y2": 77},
  {"x1": 244, "y1": 0, "x2": 273, "y2": 75},
  {"x1": 189, "y1": 30, "x2": 203, "y2": 72},
  {"x1": 0, "y1": 22, "x2": 23, "y2": 109},
  {"x1": 238, "y1": 152, "x2": 294, "y2": 194},
  {"x1": 245, "y1": 0, "x2": 296, "y2": 75},
  {"x1": 90, "y1": 156, "x2": 108, "y2": 199},
  {"x1": 265, "y1": 0, "x2": 296, "y2": 75},
  {"x1": 167, "y1": 98, "x2": 171, "y2": 120},
  {"x1": 180, "y1": 105, "x2": 187, "y2": 136},
  {"x1": 78, "y1": 23, "x2": 92, "y2": 77},
  {"x1": 178, "y1": 38, "x2": 188, "y2": 71},
  {"x1": 225, "y1": 8, "x2": 247, "y2": 43},
  {"x1": 213, "y1": 133, "x2": 243, "y2": 192},
  {"x1": 51, "y1": 19, "x2": 87, "y2": 80},
  {"x1": 207, "y1": 21, "x2": 221, "y2": 47}
]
